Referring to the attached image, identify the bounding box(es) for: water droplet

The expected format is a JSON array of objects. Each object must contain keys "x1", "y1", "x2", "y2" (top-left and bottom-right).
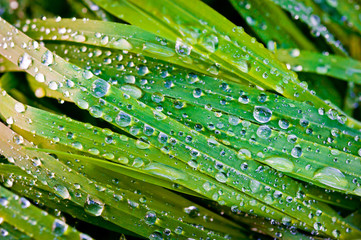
[
  {"x1": 314, "y1": 167, "x2": 348, "y2": 190},
  {"x1": 253, "y1": 106, "x2": 272, "y2": 123},
  {"x1": 52, "y1": 219, "x2": 68, "y2": 236},
  {"x1": 237, "y1": 149, "x2": 252, "y2": 160},
  {"x1": 228, "y1": 115, "x2": 240, "y2": 126},
  {"x1": 151, "y1": 92, "x2": 165, "y2": 103},
  {"x1": 144, "y1": 211, "x2": 157, "y2": 225},
  {"x1": 136, "y1": 140, "x2": 150, "y2": 149},
  {"x1": 54, "y1": 185, "x2": 70, "y2": 199},
  {"x1": 256, "y1": 125, "x2": 272, "y2": 139},
  {"x1": 121, "y1": 85, "x2": 143, "y2": 99},
  {"x1": 18, "y1": 53, "x2": 32, "y2": 69},
  {"x1": 291, "y1": 146, "x2": 303, "y2": 158},
  {"x1": 143, "y1": 42, "x2": 175, "y2": 57},
  {"x1": 249, "y1": 179, "x2": 261, "y2": 193},
  {"x1": 264, "y1": 157, "x2": 294, "y2": 172},
  {"x1": 215, "y1": 172, "x2": 227, "y2": 183},
  {"x1": 20, "y1": 197, "x2": 30, "y2": 208},
  {"x1": 91, "y1": 79, "x2": 110, "y2": 98},
  {"x1": 175, "y1": 38, "x2": 192, "y2": 56},
  {"x1": 84, "y1": 196, "x2": 104, "y2": 216},
  {"x1": 41, "y1": 50, "x2": 54, "y2": 66},
  {"x1": 115, "y1": 111, "x2": 132, "y2": 127},
  {"x1": 200, "y1": 33, "x2": 219, "y2": 53},
  {"x1": 48, "y1": 81, "x2": 58, "y2": 90},
  {"x1": 113, "y1": 38, "x2": 133, "y2": 50},
  {"x1": 33, "y1": 73, "x2": 45, "y2": 84},
  {"x1": 183, "y1": 206, "x2": 199, "y2": 217},
  {"x1": 278, "y1": 119, "x2": 289, "y2": 129},
  {"x1": 14, "y1": 102, "x2": 26, "y2": 113},
  {"x1": 192, "y1": 88, "x2": 202, "y2": 98},
  {"x1": 83, "y1": 70, "x2": 94, "y2": 80}
]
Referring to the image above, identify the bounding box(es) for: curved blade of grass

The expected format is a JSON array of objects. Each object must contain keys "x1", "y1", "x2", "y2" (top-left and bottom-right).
[
  {"x1": 0, "y1": 17, "x2": 360, "y2": 238},
  {"x1": 277, "y1": 49, "x2": 361, "y2": 84},
  {"x1": 0, "y1": 185, "x2": 93, "y2": 240},
  {"x1": 18, "y1": 18, "x2": 249, "y2": 86}
]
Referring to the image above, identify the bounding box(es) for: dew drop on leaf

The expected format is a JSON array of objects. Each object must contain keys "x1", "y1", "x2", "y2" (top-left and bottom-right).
[
  {"x1": 18, "y1": 53, "x2": 32, "y2": 69},
  {"x1": 264, "y1": 157, "x2": 294, "y2": 172},
  {"x1": 253, "y1": 106, "x2": 272, "y2": 123},
  {"x1": 91, "y1": 79, "x2": 110, "y2": 98},
  {"x1": 313, "y1": 167, "x2": 348, "y2": 190}
]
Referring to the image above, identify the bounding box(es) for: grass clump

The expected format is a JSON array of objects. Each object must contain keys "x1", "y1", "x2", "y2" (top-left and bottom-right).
[{"x1": 0, "y1": 0, "x2": 361, "y2": 239}]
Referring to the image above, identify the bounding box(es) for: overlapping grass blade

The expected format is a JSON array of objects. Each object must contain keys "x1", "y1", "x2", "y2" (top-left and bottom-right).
[
  {"x1": 229, "y1": 0, "x2": 315, "y2": 50},
  {"x1": 87, "y1": 0, "x2": 361, "y2": 130},
  {"x1": 35, "y1": 41, "x2": 361, "y2": 196},
  {"x1": 277, "y1": 49, "x2": 361, "y2": 84},
  {"x1": 0, "y1": 185, "x2": 93, "y2": 239}
]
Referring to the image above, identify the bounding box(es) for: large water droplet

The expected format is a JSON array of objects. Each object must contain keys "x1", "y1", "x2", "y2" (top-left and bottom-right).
[
  {"x1": 144, "y1": 211, "x2": 157, "y2": 225},
  {"x1": 91, "y1": 79, "x2": 110, "y2": 98},
  {"x1": 113, "y1": 38, "x2": 133, "y2": 50},
  {"x1": 41, "y1": 50, "x2": 54, "y2": 66},
  {"x1": 200, "y1": 33, "x2": 219, "y2": 53},
  {"x1": 121, "y1": 85, "x2": 143, "y2": 99},
  {"x1": 253, "y1": 106, "x2": 272, "y2": 123},
  {"x1": 264, "y1": 157, "x2": 294, "y2": 172},
  {"x1": 215, "y1": 172, "x2": 227, "y2": 183},
  {"x1": 175, "y1": 38, "x2": 192, "y2": 56},
  {"x1": 291, "y1": 146, "x2": 303, "y2": 158},
  {"x1": 115, "y1": 111, "x2": 132, "y2": 127},
  {"x1": 313, "y1": 167, "x2": 348, "y2": 190},
  {"x1": 256, "y1": 125, "x2": 272, "y2": 139},
  {"x1": 54, "y1": 185, "x2": 71, "y2": 199},
  {"x1": 52, "y1": 219, "x2": 68, "y2": 236},
  {"x1": 237, "y1": 149, "x2": 252, "y2": 160},
  {"x1": 84, "y1": 196, "x2": 104, "y2": 216},
  {"x1": 18, "y1": 53, "x2": 32, "y2": 69}
]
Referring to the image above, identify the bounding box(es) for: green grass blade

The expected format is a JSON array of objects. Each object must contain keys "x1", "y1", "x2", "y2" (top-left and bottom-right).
[
  {"x1": 0, "y1": 185, "x2": 93, "y2": 239},
  {"x1": 229, "y1": 0, "x2": 315, "y2": 50},
  {"x1": 277, "y1": 49, "x2": 361, "y2": 84}
]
